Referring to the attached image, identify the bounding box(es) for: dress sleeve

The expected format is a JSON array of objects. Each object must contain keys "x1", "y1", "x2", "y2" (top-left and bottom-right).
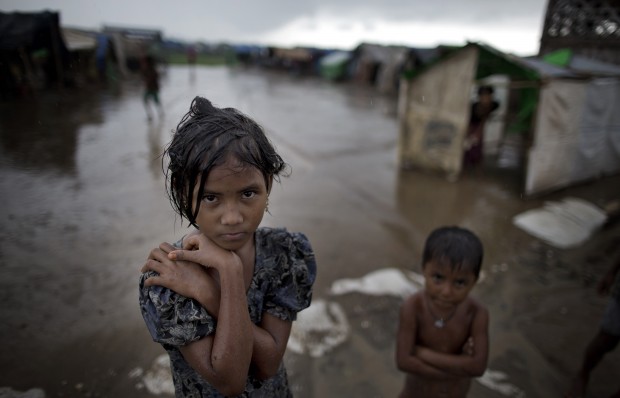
[
  {"x1": 139, "y1": 273, "x2": 216, "y2": 347},
  {"x1": 263, "y1": 231, "x2": 317, "y2": 321},
  {"x1": 138, "y1": 235, "x2": 215, "y2": 347}
]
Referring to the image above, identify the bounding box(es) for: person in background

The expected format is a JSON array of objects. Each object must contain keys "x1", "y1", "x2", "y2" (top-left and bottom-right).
[
  {"x1": 396, "y1": 226, "x2": 489, "y2": 398},
  {"x1": 141, "y1": 55, "x2": 163, "y2": 120},
  {"x1": 463, "y1": 85, "x2": 499, "y2": 169},
  {"x1": 187, "y1": 44, "x2": 197, "y2": 82},
  {"x1": 187, "y1": 44, "x2": 197, "y2": 67},
  {"x1": 566, "y1": 258, "x2": 620, "y2": 398}
]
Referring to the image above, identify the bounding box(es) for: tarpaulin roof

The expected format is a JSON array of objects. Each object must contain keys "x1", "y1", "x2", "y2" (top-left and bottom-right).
[
  {"x1": 102, "y1": 26, "x2": 162, "y2": 41},
  {"x1": 61, "y1": 27, "x2": 97, "y2": 51},
  {"x1": 409, "y1": 47, "x2": 444, "y2": 65},
  {"x1": 542, "y1": 48, "x2": 620, "y2": 77},
  {"x1": 354, "y1": 42, "x2": 410, "y2": 63},
  {"x1": 517, "y1": 57, "x2": 578, "y2": 78},
  {"x1": 0, "y1": 10, "x2": 67, "y2": 52},
  {"x1": 403, "y1": 42, "x2": 541, "y2": 82}
]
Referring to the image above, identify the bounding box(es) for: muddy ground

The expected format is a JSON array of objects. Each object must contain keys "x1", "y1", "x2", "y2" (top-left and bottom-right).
[{"x1": 0, "y1": 66, "x2": 619, "y2": 397}]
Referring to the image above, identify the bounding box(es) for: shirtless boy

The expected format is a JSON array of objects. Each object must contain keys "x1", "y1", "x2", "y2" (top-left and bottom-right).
[{"x1": 396, "y1": 226, "x2": 489, "y2": 397}]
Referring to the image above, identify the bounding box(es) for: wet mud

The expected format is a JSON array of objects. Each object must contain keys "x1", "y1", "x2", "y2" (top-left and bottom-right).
[{"x1": 1, "y1": 66, "x2": 619, "y2": 397}]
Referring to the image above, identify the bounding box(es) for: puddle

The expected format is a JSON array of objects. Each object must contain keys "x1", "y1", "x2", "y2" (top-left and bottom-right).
[{"x1": 0, "y1": 388, "x2": 45, "y2": 398}]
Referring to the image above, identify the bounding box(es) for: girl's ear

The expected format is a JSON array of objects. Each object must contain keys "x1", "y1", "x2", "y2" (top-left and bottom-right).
[{"x1": 267, "y1": 176, "x2": 274, "y2": 195}]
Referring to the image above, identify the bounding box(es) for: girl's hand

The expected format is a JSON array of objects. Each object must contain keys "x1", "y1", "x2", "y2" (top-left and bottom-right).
[
  {"x1": 141, "y1": 242, "x2": 221, "y2": 315},
  {"x1": 169, "y1": 233, "x2": 242, "y2": 272},
  {"x1": 180, "y1": 229, "x2": 201, "y2": 248}
]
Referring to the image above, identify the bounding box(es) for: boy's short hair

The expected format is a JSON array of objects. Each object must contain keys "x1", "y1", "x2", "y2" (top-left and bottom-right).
[{"x1": 422, "y1": 226, "x2": 483, "y2": 278}]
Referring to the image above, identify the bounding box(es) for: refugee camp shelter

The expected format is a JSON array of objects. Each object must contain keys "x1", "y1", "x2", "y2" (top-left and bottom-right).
[
  {"x1": 350, "y1": 43, "x2": 411, "y2": 94},
  {"x1": 265, "y1": 46, "x2": 316, "y2": 75},
  {"x1": 230, "y1": 44, "x2": 267, "y2": 66},
  {"x1": 102, "y1": 25, "x2": 163, "y2": 76},
  {"x1": 397, "y1": 42, "x2": 620, "y2": 196},
  {"x1": 0, "y1": 10, "x2": 70, "y2": 97},
  {"x1": 61, "y1": 27, "x2": 114, "y2": 85},
  {"x1": 319, "y1": 51, "x2": 352, "y2": 81}
]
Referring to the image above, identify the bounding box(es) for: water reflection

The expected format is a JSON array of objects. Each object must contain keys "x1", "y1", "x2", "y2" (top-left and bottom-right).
[
  {"x1": 0, "y1": 92, "x2": 104, "y2": 174},
  {"x1": 146, "y1": 118, "x2": 166, "y2": 179}
]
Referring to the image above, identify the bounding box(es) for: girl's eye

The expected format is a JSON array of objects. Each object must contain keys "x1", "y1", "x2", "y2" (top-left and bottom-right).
[
  {"x1": 242, "y1": 190, "x2": 257, "y2": 199},
  {"x1": 432, "y1": 274, "x2": 443, "y2": 282},
  {"x1": 203, "y1": 194, "x2": 217, "y2": 203}
]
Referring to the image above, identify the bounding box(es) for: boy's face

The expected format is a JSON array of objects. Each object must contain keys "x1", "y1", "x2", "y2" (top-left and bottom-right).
[
  {"x1": 193, "y1": 156, "x2": 269, "y2": 252},
  {"x1": 422, "y1": 259, "x2": 478, "y2": 310}
]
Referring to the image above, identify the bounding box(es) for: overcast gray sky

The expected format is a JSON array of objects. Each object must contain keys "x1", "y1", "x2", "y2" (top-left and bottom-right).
[{"x1": 1, "y1": 0, "x2": 549, "y2": 55}]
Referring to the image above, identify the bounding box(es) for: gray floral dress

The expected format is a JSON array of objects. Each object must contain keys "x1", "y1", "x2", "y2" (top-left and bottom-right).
[{"x1": 139, "y1": 227, "x2": 317, "y2": 397}]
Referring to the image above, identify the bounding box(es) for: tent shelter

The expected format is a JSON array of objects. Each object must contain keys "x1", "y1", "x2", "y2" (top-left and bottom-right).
[
  {"x1": 397, "y1": 42, "x2": 620, "y2": 196},
  {"x1": 61, "y1": 27, "x2": 114, "y2": 85},
  {"x1": 0, "y1": 10, "x2": 70, "y2": 96},
  {"x1": 319, "y1": 51, "x2": 352, "y2": 81},
  {"x1": 266, "y1": 46, "x2": 315, "y2": 75},
  {"x1": 102, "y1": 26, "x2": 163, "y2": 77},
  {"x1": 350, "y1": 43, "x2": 411, "y2": 94}
]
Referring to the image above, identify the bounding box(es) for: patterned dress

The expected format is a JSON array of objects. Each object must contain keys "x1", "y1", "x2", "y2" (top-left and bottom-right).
[{"x1": 139, "y1": 227, "x2": 317, "y2": 397}]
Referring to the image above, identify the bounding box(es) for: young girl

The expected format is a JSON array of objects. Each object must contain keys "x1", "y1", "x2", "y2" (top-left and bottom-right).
[
  {"x1": 139, "y1": 96, "x2": 317, "y2": 397},
  {"x1": 396, "y1": 226, "x2": 489, "y2": 398}
]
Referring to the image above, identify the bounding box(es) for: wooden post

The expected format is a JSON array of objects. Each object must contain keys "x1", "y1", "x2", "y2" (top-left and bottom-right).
[
  {"x1": 50, "y1": 21, "x2": 64, "y2": 89},
  {"x1": 18, "y1": 46, "x2": 35, "y2": 93}
]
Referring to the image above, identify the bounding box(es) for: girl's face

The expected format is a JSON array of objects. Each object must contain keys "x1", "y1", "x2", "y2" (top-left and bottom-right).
[
  {"x1": 193, "y1": 156, "x2": 269, "y2": 252},
  {"x1": 423, "y1": 260, "x2": 477, "y2": 310}
]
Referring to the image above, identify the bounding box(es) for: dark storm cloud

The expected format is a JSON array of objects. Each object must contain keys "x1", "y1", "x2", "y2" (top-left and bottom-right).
[
  {"x1": 0, "y1": 0, "x2": 547, "y2": 50},
  {"x1": 196, "y1": 2, "x2": 317, "y2": 34}
]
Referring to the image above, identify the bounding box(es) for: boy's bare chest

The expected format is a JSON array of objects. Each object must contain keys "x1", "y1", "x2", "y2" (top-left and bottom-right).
[{"x1": 417, "y1": 310, "x2": 473, "y2": 353}]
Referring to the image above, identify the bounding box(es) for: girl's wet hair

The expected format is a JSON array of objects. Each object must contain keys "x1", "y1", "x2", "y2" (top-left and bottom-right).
[
  {"x1": 163, "y1": 96, "x2": 288, "y2": 228},
  {"x1": 422, "y1": 226, "x2": 483, "y2": 278}
]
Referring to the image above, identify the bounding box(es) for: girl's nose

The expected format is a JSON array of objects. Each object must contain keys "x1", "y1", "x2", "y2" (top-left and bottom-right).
[{"x1": 221, "y1": 203, "x2": 243, "y2": 225}]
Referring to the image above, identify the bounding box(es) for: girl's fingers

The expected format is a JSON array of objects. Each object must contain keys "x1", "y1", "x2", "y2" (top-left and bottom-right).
[
  {"x1": 142, "y1": 258, "x2": 168, "y2": 274},
  {"x1": 169, "y1": 249, "x2": 192, "y2": 262},
  {"x1": 159, "y1": 242, "x2": 176, "y2": 253},
  {"x1": 148, "y1": 242, "x2": 177, "y2": 260},
  {"x1": 143, "y1": 275, "x2": 161, "y2": 287},
  {"x1": 183, "y1": 233, "x2": 204, "y2": 250},
  {"x1": 148, "y1": 247, "x2": 169, "y2": 261}
]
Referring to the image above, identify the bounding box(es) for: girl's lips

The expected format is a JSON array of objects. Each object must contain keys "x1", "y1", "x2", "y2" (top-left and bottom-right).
[{"x1": 221, "y1": 232, "x2": 246, "y2": 240}]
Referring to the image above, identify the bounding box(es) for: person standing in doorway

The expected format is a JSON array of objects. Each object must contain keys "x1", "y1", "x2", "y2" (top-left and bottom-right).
[{"x1": 463, "y1": 85, "x2": 499, "y2": 169}]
